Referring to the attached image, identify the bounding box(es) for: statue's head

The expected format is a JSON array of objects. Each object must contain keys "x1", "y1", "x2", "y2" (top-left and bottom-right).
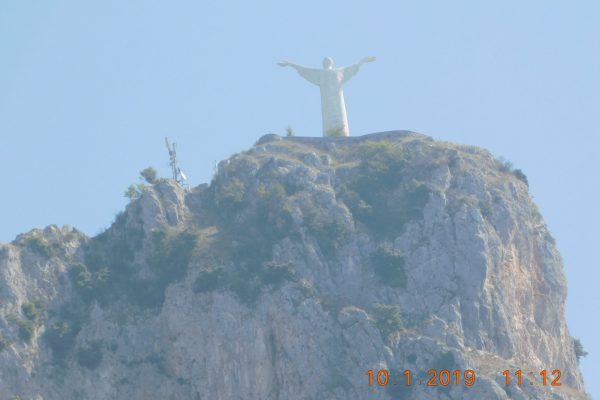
[{"x1": 322, "y1": 57, "x2": 334, "y2": 70}]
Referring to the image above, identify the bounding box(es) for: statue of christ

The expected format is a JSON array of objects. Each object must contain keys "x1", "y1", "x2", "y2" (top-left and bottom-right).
[{"x1": 278, "y1": 56, "x2": 376, "y2": 137}]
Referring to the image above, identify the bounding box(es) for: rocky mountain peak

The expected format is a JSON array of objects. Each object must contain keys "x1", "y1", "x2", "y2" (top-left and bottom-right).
[{"x1": 0, "y1": 131, "x2": 589, "y2": 399}]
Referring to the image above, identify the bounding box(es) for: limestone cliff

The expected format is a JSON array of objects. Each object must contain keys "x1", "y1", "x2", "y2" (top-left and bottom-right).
[{"x1": 0, "y1": 131, "x2": 589, "y2": 399}]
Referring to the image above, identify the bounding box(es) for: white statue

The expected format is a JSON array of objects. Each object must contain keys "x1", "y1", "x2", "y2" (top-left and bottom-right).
[{"x1": 278, "y1": 56, "x2": 376, "y2": 137}]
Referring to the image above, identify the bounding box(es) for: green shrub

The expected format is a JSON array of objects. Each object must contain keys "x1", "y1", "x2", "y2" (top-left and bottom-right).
[
  {"x1": 513, "y1": 169, "x2": 529, "y2": 187},
  {"x1": 70, "y1": 263, "x2": 93, "y2": 290},
  {"x1": 497, "y1": 157, "x2": 513, "y2": 173},
  {"x1": 348, "y1": 142, "x2": 406, "y2": 225},
  {"x1": 77, "y1": 342, "x2": 103, "y2": 370},
  {"x1": 283, "y1": 179, "x2": 301, "y2": 195},
  {"x1": 218, "y1": 181, "x2": 292, "y2": 276},
  {"x1": 44, "y1": 321, "x2": 80, "y2": 360},
  {"x1": 230, "y1": 274, "x2": 262, "y2": 305},
  {"x1": 496, "y1": 157, "x2": 529, "y2": 187},
  {"x1": 150, "y1": 229, "x2": 198, "y2": 277},
  {"x1": 123, "y1": 182, "x2": 149, "y2": 200},
  {"x1": 211, "y1": 176, "x2": 299, "y2": 304},
  {"x1": 124, "y1": 184, "x2": 140, "y2": 200},
  {"x1": 0, "y1": 334, "x2": 10, "y2": 352},
  {"x1": 15, "y1": 318, "x2": 35, "y2": 343},
  {"x1": 479, "y1": 201, "x2": 493, "y2": 219},
  {"x1": 372, "y1": 304, "x2": 403, "y2": 338},
  {"x1": 193, "y1": 259, "x2": 296, "y2": 302},
  {"x1": 140, "y1": 167, "x2": 158, "y2": 184},
  {"x1": 124, "y1": 228, "x2": 200, "y2": 308},
  {"x1": 228, "y1": 260, "x2": 296, "y2": 303},
  {"x1": 127, "y1": 280, "x2": 166, "y2": 309},
  {"x1": 193, "y1": 266, "x2": 227, "y2": 293},
  {"x1": 433, "y1": 351, "x2": 456, "y2": 370},
  {"x1": 95, "y1": 267, "x2": 110, "y2": 285},
  {"x1": 372, "y1": 245, "x2": 406, "y2": 288},
  {"x1": 25, "y1": 236, "x2": 56, "y2": 258},
  {"x1": 84, "y1": 211, "x2": 144, "y2": 277},
  {"x1": 258, "y1": 182, "x2": 286, "y2": 200},
  {"x1": 44, "y1": 300, "x2": 87, "y2": 362},
  {"x1": 307, "y1": 213, "x2": 350, "y2": 258},
  {"x1": 448, "y1": 151, "x2": 460, "y2": 168},
  {"x1": 354, "y1": 142, "x2": 406, "y2": 192},
  {"x1": 260, "y1": 261, "x2": 295, "y2": 286},
  {"x1": 69, "y1": 264, "x2": 110, "y2": 303},
  {"x1": 574, "y1": 338, "x2": 588, "y2": 362},
  {"x1": 400, "y1": 180, "x2": 431, "y2": 221},
  {"x1": 21, "y1": 301, "x2": 45, "y2": 322},
  {"x1": 215, "y1": 177, "x2": 246, "y2": 211},
  {"x1": 347, "y1": 169, "x2": 431, "y2": 238}
]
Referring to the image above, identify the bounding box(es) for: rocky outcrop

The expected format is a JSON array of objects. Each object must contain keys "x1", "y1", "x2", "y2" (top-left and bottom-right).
[{"x1": 0, "y1": 131, "x2": 589, "y2": 399}]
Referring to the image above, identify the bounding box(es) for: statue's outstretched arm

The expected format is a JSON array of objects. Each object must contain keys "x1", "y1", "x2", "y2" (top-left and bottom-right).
[
  {"x1": 341, "y1": 56, "x2": 376, "y2": 84},
  {"x1": 278, "y1": 61, "x2": 321, "y2": 86}
]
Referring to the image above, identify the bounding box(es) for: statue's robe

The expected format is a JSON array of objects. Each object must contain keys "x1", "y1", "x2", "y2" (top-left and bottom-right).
[{"x1": 293, "y1": 64, "x2": 362, "y2": 137}]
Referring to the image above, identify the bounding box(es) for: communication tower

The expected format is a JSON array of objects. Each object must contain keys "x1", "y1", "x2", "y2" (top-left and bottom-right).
[{"x1": 164, "y1": 137, "x2": 188, "y2": 187}]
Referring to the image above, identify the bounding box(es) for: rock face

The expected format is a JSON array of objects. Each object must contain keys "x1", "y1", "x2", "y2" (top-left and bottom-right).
[{"x1": 0, "y1": 131, "x2": 589, "y2": 399}]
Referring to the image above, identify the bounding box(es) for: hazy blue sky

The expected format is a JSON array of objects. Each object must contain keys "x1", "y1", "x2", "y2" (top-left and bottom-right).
[{"x1": 1, "y1": 1, "x2": 598, "y2": 396}]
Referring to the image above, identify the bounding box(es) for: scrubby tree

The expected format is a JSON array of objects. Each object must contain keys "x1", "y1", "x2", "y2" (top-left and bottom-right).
[
  {"x1": 371, "y1": 245, "x2": 406, "y2": 287},
  {"x1": 140, "y1": 167, "x2": 158, "y2": 184},
  {"x1": 497, "y1": 157, "x2": 513, "y2": 173},
  {"x1": 372, "y1": 303, "x2": 403, "y2": 338},
  {"x1": 77, "y1": 342, "x2": 103, "y2": 370},
  {"x1": 574, "y1": 338, "x2": 588, "y2": 362},
  {"x1": 512, "y1": 169, "x2": 529, "y2": 187},
  {"x1": 124, "y1": 184, "x2": 139, "y2": 200},
  {"x1": 496, "y1": 157, "x2": 529, "y2": 187},
  {"x1": 286, "y1": 125, "x2": 295, "y2": 137}
]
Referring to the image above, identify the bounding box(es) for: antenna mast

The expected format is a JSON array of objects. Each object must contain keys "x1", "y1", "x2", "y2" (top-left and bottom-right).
[
  {"x1": 164, "y1": 137, "x2": 188, "y2": 187},
  {"x1": 165, "y1": 137, "x2": 178, "y2": 181}
]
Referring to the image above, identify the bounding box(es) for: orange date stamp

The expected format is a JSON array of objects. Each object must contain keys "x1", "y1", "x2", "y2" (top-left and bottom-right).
[
  {"x1": 367, "y1": 369, "x2": 477, "y2": 387},
  {"x1": 502, "y1": 369, "x2": 562, "y2": 386},
  {"x1": 367, "y1": 369, "x2": 563, "y2": 388}
]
